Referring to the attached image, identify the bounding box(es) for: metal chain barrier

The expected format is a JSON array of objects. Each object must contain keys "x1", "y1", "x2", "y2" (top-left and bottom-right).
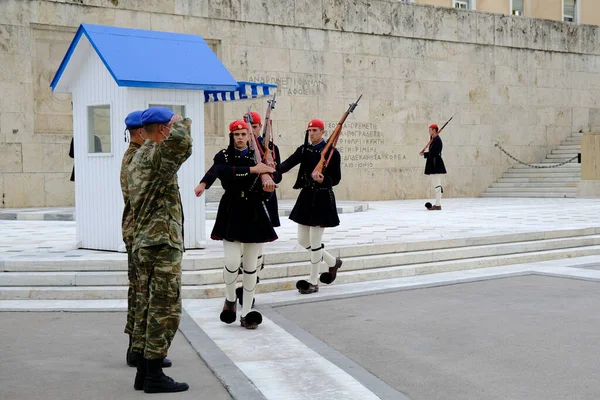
[{"x1": 494, "y1": 143, "x2": 579, "y2": 169}]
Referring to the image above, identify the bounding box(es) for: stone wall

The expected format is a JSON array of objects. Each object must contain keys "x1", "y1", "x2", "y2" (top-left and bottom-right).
[{"x1": 1, "y1": 0, "x2": 600, "y2": 205}]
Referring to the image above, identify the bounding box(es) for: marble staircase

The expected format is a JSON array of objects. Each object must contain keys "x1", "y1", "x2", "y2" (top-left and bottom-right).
[
  {"x1": 481, "y1": 132, "x2": 582, "y2": 198},
  {"x1": 2, "y1": 227, "x2": 600, "y2": 300}
]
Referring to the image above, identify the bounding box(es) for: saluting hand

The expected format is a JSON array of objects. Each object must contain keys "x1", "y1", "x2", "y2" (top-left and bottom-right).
[{"x1": 311, "y1": 171, "x2": 324, "y2": 183}]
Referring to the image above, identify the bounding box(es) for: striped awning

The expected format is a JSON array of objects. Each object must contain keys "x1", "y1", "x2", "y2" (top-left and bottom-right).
[{"x1": 204, "y1": 81, "x2": 277, "y2": 103}]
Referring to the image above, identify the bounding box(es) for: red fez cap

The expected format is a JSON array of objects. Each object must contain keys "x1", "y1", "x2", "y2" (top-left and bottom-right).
[
  {"x1": 229, "y1": 119, "x2": 248, "y2": 132},
  {"x1": 307, "y1": 119, "x2": 324, "y2": 129},
  {"x1": 429, "y1": 124, "x2": 439, "y2": 130},
  {"x1": 244, "y1": 111, "x2": 261, "y2": 125}
]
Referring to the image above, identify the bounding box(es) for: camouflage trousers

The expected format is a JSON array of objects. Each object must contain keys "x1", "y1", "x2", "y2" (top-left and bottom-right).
[
  {"x1": 131, "y1": 244, "x2": 182, "y2": 360},
  {"x1": 124, "y1": 245, "x2": 138, "y2": 336}
]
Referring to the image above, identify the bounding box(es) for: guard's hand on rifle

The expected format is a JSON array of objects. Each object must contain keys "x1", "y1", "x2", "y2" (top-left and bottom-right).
[
  {"x1": 194, "y1": 182, "x2": 206, "y2": 197},
  {"x1": 261, "y1": 174, "x2": 276, "y2": 192},
  {"x1": 266, "y1": 160, "x2": 277, "y2": 169},
  {"x1": 311, "y1": 171, "x2": 324, "y2": 183},
  {"x1": 419, "y1": 151, "x2": 424, "y2": 156},
  {"x1": 250, "y1": 163, "x2": 275, "y2": 175}
]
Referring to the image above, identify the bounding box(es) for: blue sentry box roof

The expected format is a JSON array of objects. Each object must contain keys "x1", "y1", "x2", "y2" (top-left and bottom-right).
[{"x1": 51, "y1": 24, "x2": 239, "y2": 91}]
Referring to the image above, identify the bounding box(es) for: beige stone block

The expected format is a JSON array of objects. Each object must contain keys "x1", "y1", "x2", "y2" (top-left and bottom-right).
[
  {"x1": 573, "y1": 108, "x2": 590, "y2": 128},
  {"x1": 294, "y1": 0, "x2": 324, "y2": 29},
  {"x1": 511, "y1": 17, "x2": 530, "y2": 49},
  {"x1": 476, "y1": 13, "x2": 494, "y2": 45},
  {"x1": 367, "y1": 0, "x2": 392, "y2": 35},
  {"x1": 0, "y1": 0, "x2": 37, "y2": 26},
  {"x1": 392, "y1": 37, "x2": 425, "y2": 60},
  {"x1": 412, "y1": 5, "x2": 436, "y2": 41},
  {"x1": 1, "y1": 112, "x2": 34, "y2": 143},
  {"x1": 343, "y1": 54, "x2": 369, "y2": 78},
  {"x1": 208, "y1": 0, "x2": 242, "y2": 20},
  {"x1": 260, "y1": 47, "x2": 290, "y2": 72},
  {"x1": 289, "y1": 96, "x2": 322, "y2": 123},
  {"x1": 547, "y1": 20, "x2": 568, "y2": 53},
  {"x1": 44, "y1": 173, "x2": 74, "y2": 206},
  {"x1": 529, "y1": 19, "x2": 550, "y2": 51},
  {"x1": 150, "y1": 13, "x2": 184, "y2": 33},
  {"x1": 414, "y1": 59, "x2": 438, "y2": 82},
  {"x1": 0, "y1": 143, "x2": 22, "y2": 173},
  {"x1": 456, "y1": 11, "x2": 477, "y2": 43},
  {"x1": 355, "y1": 34, "x2": 380, "y2": 56},
  {"x1": 37, "y1": 2, "x2": 114, "y2": 27},
  {"x1": 0, "y1": 82, "x2": 21, "y2": 113},
  {"x1": 302, "y1": 29, "x2": 326, "y2": 52},
  {"x1": 580, "y1": 24, "x2": 599, "y2": 55},
  {"x1": 390, "y1": 1, "x2": 414, "y2": 38},
  {"x1": 565, "y1": 24, "x2": 582, "y2": 54},
  {"x1": 578, "y1": 180, "x2": 600, "y2": 197},
  {"x1": 0, "y1": 53, "x2": 32, "y2": 83},
  {"x1": 229, "y1": 44, "x2": 262, "y2": 70},
  {"x1": 34, "y1": 113, "x2": 73, "y2": 135},
  {"x1": 326, "y1": 31, "x2": 356, "y2": 54},
  {"x1": 322, "y1": 0, "x2": 345, "y2": 31},
  {"x1": 391, "y1": 57, "x2": 416, "y2": 81},
  {"x1": 0, "y1": 24, "x2": 21, "y2": 54},
  {"x1": 580, "y1": 132, "x2": 600, "y2": 180},
  {"x1": 343, "y1": 0, "x2": 368, "y2": 33},
  {"x1": 3, "y1": 173, "x2": 44, "y2": 207},
  {"x1": 493, "y1": 14, "x2": 513, "y2": 48},
  {"x1": 114, "y1": 9, "x2": 152, "y2": 30}
]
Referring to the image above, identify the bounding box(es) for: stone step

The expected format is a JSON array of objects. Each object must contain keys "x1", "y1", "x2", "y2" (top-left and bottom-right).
[
  {"x1": 485, "y1": 187, "x2": 577, "y2": 193},
  {"x1": 498, "y1": 177, "x2": 580, "y2": 183},
  {"x1": 5, "y1": 228, "x2": 597, "y2": 273},
  {"x1": 511, "y1": 163, "x2": 580, "y2": 169},
  {"x1": 551, "y1": 149, "x2": 580, "y2": 155},
  {"x1": 491, "y1": 182, "x2": 578, "y2": 188},
  {"x1": 554, "y1": 145, "x2": 581, "y2": 150},
  {"x1": 541, "y1": 159, "x2": 579, "y2": 164},
  {"x1": 480, "y1": 192, "x2": 576, "y2": 198},
  {"x1": 503, "y1": 172, "x2": 580, "y2": 178},
  {"x1": 3, "y1": 243, "x2": 600, "y2": 300},
  {"x1": 3, "y1": 235, "x2": 598, "y2": 287},
  {"x1": 570, "y1": 131, "x2": 584, "y2": 137}
]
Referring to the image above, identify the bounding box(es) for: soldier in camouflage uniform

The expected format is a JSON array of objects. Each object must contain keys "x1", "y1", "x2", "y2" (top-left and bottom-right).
[
  {"x1": 120, "y1": 110, "x2": 172, "y2": 369},
  {"x1": 128, "y1": 107, "x2": 192, "y2": 393}
]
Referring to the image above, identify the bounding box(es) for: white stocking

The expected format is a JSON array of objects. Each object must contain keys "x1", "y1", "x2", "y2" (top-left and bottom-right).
[
  {"x1": 432, "y1": 175, "x2": 442, "y2": 206},
  {"x1": 223, "y1": 240, "x2": 242, "y2": 303},
  {"x1": 242, "y1": 243, "x2": 262, "y2": 317}
]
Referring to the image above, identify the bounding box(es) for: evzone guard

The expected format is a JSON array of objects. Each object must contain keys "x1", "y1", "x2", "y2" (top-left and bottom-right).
[
  {"x1": 208, "y1": 119, "x2": 278, "y2": 329},
  {"x1": 276, "y1": 95, "x2": 362, "y2": 294},
  {"x1": 420, "y1": 115, "x2": 452, "y2": 210},
  {"x1": 194, "y1": 101, "x2": 280, "y2": 307}
]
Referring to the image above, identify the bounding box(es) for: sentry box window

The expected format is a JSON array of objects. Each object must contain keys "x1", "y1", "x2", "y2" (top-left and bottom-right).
[{"x1": 87, "y1": 105, "x2": 111, "y2": 154}]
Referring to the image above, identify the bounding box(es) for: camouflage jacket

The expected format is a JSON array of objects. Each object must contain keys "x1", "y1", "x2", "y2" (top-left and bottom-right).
[
  {"x1": 128, "y1": 119, "x2": 193, "y2": 252},
  {"x1": 120, "y1": 142, "x2": 142, "y2": 248}
]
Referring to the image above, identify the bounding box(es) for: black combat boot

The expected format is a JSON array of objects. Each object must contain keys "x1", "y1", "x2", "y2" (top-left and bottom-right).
[
  {"x1": 133, "y1": 353, "x2": 145, "y2": 390},
  {"x1": 143, "y1": 358, "x2": 189, "y2": 393}
]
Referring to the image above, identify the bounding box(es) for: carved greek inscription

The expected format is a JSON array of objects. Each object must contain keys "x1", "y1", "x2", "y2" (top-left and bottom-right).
[{"x1": 325, "y1": 122, "x2": 404, "y2": 169}]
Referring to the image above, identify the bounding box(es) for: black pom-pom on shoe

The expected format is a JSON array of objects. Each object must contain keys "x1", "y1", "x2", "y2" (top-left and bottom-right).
[
  {"x1": 425, "y1": 202, "x2": 432, "y2": 209},
  {"x1": 219, "y1": 299, "x2": 237, "y2": 324},
  {"x1": 240, "y1": 311, "x2": 262, "y2": 329},
  {"x1": 319, "y1": 257, "x2": 343, "y2": 285}
]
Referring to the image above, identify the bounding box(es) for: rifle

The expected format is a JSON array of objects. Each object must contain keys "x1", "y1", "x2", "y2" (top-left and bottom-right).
[
  {"x1": 420, "y1": 113, "x2": 456, "y2": 154},
  {"x1": 246, "y1": 108, "x2": 276, "y2": 191},
  {"x1": 313, "y1": 94, "x2": 362, "y2": 175},
  {"x1": 261, "y1": 94, "x2": 276, "y2": 165},
  {"x1": 245, "y1": 107, "x2": 263, "y2": 165}
]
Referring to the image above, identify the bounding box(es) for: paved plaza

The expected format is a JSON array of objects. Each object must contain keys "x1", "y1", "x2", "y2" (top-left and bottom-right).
[{"x1": 2, "y1": 198, "x2": 600, "y2": 399}]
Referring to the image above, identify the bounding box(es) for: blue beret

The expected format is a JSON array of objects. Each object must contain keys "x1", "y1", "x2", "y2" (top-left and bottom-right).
[
  {"x1": 124, "y1": 110, "x2": 144, "y2": 130},
  {"x1": 141, "y1": 107, "x2": 175, "y2": 125}
]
